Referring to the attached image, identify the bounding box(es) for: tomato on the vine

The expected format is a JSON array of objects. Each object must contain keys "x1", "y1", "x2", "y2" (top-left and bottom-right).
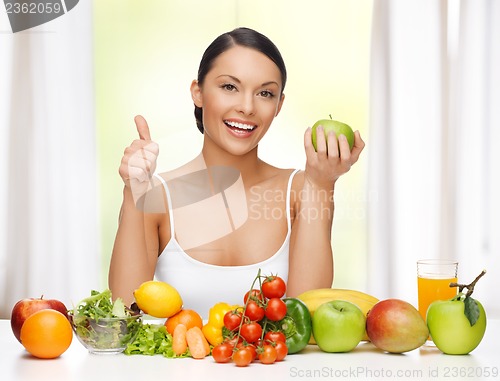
[
  {"x1": 237, "y1": 342, "x2": 257, "y2": 361},
  {"x1": 274, "y1": 341, "x2": 288, "y2": 361},
  {"x1": 258, "y1": 344, "x2": 278, "y2": 364},
  {"x1": 223, "y1": 310, "x2": 242, "y2": 331},
  {"x1": 224, "y1": 335, "x2": 243, "y2": 347},
  {"x1": 265, "y1": 298, "x2": 287, "y2": 321},
  {"x1": 240, "y1": 322, "x2": 262, "y2": 343},
  {"x1": 264, "y1": 331, "x2": 286, "y2": 344},
  {"x1": 244, "y1": 300, "x2": 265, "y2": 321},
  {"x1": 244, "y1": 289, "x2": 265, "y2": 304},
  {"x1": 261, "y1": 276, "x2": 286, "y2": 299},
  {"x1": 232, "y1": 347, "x2": 253, "y2": 367},
  {"x1": 212, "y1": 271, "x2": 292, "y2": 368},
  {"x1": 212, "y1": 343, "x2": 234, "y2": 363}
]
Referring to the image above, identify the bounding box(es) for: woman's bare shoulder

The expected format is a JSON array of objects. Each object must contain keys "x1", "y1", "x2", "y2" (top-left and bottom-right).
[
  {"x1": 289, "y1": 169, "x2": 305, "y2": 207},
  {"x1": 140, "y1": 157, "x2": 203, "y2": 215}
]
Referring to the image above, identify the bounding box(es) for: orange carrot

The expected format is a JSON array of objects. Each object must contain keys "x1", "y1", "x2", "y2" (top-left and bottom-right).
[
  {"x1": 186, "y1": 326, "x2": 210, "y2": 359},
  {"x1": 172, "y1": 323, "x2": 188, "y2": 356}
]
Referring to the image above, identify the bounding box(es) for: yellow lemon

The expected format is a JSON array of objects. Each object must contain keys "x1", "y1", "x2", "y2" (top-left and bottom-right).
[{"x1": 133, "y1": 280, "x2": 183, "y2": 318}]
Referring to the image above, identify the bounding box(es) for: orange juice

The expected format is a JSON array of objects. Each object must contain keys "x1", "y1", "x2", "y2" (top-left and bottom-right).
[{"x1": 417, "y1": 276, "x2": 457, "y2": 321}]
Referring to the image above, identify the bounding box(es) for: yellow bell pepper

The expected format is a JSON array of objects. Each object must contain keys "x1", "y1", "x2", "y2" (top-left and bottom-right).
[{"x1": 202, "y1": 302, "x2": 239, "y2": 346}]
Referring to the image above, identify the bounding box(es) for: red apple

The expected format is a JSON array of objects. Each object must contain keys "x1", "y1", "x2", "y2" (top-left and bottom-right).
[
  {"x1": 10, "y1": 296, "x2": 68, "y2": 343},
  {"x1": 366, "y1": 298, "x2": 429, "y2": 353}
]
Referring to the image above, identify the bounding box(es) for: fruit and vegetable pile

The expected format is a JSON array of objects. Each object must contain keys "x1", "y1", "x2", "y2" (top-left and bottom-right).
[
  {"x1": 208, "y1": 270, "x2": 310, "y2": 366},
  {"x1": 10, "y1": 268, "x2": 488, "y2": 362}
]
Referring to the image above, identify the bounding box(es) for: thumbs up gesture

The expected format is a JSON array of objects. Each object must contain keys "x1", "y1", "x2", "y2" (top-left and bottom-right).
[{"x1": 119, "y1": 115, "x2": 159, "y2": 204}]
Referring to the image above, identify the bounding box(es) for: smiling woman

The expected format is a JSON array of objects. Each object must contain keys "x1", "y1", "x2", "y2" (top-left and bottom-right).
[
  {"x1": 107, "y1": 26, "x2": 365, "y2": 317},
  {"x1": 192, "y1": 28, "x2": 287, "y2": 136},
  {"x1": 94, "y1": 2, "x2": 373, "y2": 302},
  {"x1": 190, "y1": 44, "x2": 286, "y2": 156}
]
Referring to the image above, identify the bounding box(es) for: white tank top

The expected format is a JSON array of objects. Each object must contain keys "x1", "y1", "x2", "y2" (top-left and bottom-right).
[{"x1": 154, "y1": 169, "x2": 299, "y2": 319}]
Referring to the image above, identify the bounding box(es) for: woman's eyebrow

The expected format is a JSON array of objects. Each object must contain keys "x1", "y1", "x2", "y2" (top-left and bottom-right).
[
  {"x1": 217, "y1": 74, "x2": 279, "y2": 87},
  {"x1": 217, "y1": 74, "x2": 241, "y2": 83}
]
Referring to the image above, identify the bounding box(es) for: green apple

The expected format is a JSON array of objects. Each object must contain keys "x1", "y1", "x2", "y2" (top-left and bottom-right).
[
  {"x1": 312, "y1": 300, "x2": 365, "y2": 353},
  {"x1": 427, "y1": 294, "x2": 487, "y2": 355},
  {"x1": 311, "y1": 117, "x2": 355, "y2": 152}
]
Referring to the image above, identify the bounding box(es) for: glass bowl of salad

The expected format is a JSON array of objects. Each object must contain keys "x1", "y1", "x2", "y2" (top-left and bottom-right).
[{"x1": 69, "y1": 289, "x2": 143, "y2": 354}]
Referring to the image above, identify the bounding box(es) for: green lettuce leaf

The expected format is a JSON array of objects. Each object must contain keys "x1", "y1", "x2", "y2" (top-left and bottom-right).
[{"x1": 124, "y1": 323, "x2": 190, "y2": 358}]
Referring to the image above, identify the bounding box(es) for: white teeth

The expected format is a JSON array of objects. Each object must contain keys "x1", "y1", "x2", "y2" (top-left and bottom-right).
[{"x1": 225, "y1": 121, "x2": 255, "y2": 130}]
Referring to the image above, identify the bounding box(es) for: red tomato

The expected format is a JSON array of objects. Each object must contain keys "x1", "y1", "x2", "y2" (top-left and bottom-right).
[
  {"x1": 240, "y1": 322, "x2": 262, "y2": 343},
  {"x1": 261, "y1": 276, "x2": 286, "y2": 299},
  {"x1": 212, "y1": 343, "x2": 234, "y2": 363},
  {"x1": 237, "y1": 342, "x2": 257, "y2": 361},
  {"x1": 254, "y1": 338, "x2": 264, "y2": 349},
  {"x1": 244, "y1": 289, "x2": 265, "y2": 304},
  {"x1": 223, "y1": 310, "x2": 242, "y2": 331},
  {"x1": 258, "y1": 344, "x2": 277, "y2": 364},
  {"x1": 224, "y1": 335, "x2": 243, "y2": 347},
  {"x1": 232, "y1": 348, "x2": 253, "y2": 367},
  {"x1": 244, "y1": 300, "x2": 265, "y2": 322},
  {"x1": 264, "y1": 330, "x2": 286, "y2": 344},
  {"x1": 265, "y1": 298, "x2": 287, "y2": 321},
  {"x1": 274, "y1": 340, "x2": 288, "y2": 361}
]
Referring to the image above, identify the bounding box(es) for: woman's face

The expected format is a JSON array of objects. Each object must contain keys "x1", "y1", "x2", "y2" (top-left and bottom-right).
[{"x1": 191, "y1": 45, "x2": 285, "y2": 156}]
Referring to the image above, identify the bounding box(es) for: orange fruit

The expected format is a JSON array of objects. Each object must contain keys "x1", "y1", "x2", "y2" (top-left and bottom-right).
[
  {"x1": 20, "y1": 309, "x2": 73, "y2": 359},
  {"x1": 165, "y1": 309, "x2": 203, "y2": 335}
]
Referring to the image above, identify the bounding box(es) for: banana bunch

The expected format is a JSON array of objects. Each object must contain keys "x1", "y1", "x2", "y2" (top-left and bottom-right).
[{"x1": 296, "y1": 288, "x2": 379, "y2": 342}]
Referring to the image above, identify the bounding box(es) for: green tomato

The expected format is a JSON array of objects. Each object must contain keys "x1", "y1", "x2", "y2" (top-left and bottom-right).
[
  {"x1": 427, "y1": 296, "x2": 487, "y2": 355},
  {"x1": 312, "y1": 300, "x2": 365, "y2": 353},
  {"x1": 311, "y1": 118, "x2": 354, "y2": 151}
]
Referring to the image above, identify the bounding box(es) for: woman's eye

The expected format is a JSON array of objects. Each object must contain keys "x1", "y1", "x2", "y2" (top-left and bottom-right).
[
  {"x1": 259, "y1": 90, "x2": 274, "y2": 98},
  {"x1": 222, "y1": 84, "x2": 236, "y2": 91}
]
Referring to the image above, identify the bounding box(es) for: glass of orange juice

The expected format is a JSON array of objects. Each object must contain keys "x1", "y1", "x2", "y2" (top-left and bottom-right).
[{"x1": 417, "y1": 259, "x2": 458, "y2": 322}]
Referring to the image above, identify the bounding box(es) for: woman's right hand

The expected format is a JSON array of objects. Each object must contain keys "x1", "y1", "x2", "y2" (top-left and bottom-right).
[{"x1": 119, "y1": 115, "x2": 159, "y2": 205}]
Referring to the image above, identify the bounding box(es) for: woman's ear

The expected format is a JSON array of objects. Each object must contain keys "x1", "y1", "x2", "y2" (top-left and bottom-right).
[
  {"x1": 190, "y1": 80, "x2": 203, "y2": 107},
  {"x1": 275, "y1": 93, "x2": 285, "y2": 116}
]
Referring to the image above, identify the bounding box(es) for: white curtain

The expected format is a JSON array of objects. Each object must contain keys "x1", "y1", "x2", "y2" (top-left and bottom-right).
[
  {"x1": 368, "y1": 0, "x2": 500, "y2": 316},
  {"x1": 0, "y1": 3, "x2": 99, "y2": 318}
]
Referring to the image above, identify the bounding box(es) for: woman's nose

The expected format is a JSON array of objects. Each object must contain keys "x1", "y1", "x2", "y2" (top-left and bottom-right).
[{"x1": 236, "y1": 93, "x2": 255, "y2": 115}]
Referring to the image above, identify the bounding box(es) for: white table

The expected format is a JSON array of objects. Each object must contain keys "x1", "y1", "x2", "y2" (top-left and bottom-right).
[{"x1": 2, "y1": 319, "x2": 499, "y2": 381}]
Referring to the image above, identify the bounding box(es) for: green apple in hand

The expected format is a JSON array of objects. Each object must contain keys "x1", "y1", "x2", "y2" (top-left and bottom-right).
[
  {"x1": 427, "y1": 270, "x2": 487, "y2": 355},
  {"x1": 312, "y1": 300, "x2": 365, "y2": 352},
  {"x1": 311, "y1": 116, "x2": 355, "y2": 152}
]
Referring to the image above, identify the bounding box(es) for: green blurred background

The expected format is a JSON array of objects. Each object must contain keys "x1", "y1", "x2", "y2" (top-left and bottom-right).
[{"x1": 94, "y1": 1, "x2": 373, "y2": 290}]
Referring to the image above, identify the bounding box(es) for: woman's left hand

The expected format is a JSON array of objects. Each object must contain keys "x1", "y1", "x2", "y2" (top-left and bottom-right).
[{"x1": 303, "y1": 126, "x2": 365, "y2": 190}]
